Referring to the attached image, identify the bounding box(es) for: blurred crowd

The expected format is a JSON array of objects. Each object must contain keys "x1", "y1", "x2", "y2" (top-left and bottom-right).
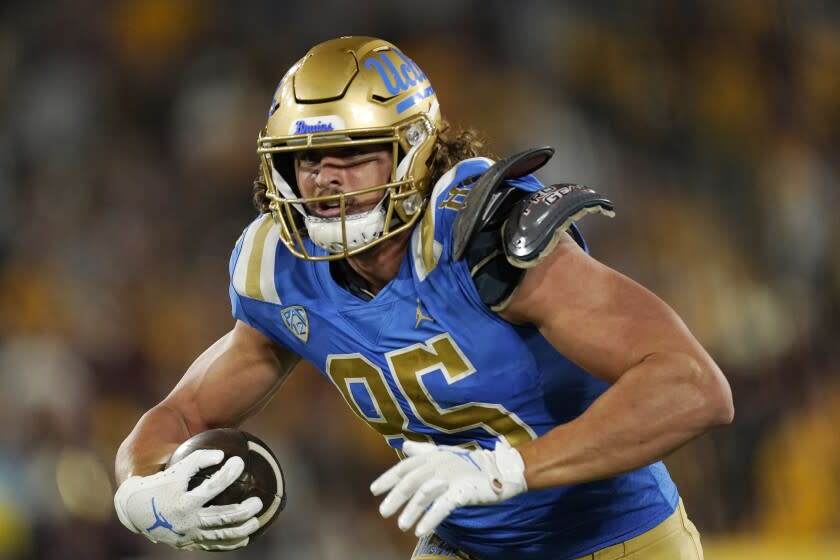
[{"x1": 1, "y1": 1, "x2": 839, "y2": 558}]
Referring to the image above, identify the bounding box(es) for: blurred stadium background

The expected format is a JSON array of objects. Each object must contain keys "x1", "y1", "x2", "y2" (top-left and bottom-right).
[{"x1": 1, "y1": 1, "x2": 839, "y2": 558}]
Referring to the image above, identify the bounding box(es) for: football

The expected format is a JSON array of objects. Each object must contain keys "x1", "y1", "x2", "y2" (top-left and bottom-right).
[{"x1": 166, "y1": 428, "x2": 286, "y2": 539}]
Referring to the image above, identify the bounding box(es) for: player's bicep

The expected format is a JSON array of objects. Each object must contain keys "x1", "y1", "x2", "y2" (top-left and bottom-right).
[
  {"x1": 162, "y1": 320, "x2": 300, "y2": 432},
  {"x1": 500, "y1": 242, "x2": 714, "y2": 384}
]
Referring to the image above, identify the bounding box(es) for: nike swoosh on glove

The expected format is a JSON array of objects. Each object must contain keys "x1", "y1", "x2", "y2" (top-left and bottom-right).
[
  {"x1": 370, "y1": 438, "x2": 527, "y2": 537},
  {"x1": 114, "y1": 449, "x2": 263, "y2": 551}
]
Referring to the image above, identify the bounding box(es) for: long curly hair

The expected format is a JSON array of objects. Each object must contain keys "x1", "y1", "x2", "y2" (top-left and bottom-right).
[{"x1": 251, "y1": 121, "x2": 492, "y2": 214}]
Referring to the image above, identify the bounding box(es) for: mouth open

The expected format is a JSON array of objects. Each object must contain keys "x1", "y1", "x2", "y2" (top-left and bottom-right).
[
  {"x1": 306, "y1": 195, "x2": 383, "y2": 219},
  {"x1": 308, "y1": 200, "x2": 344, "y2": 218},
  {"x1": 308, "y1": 200, "x2": 377, "y2": 219}
]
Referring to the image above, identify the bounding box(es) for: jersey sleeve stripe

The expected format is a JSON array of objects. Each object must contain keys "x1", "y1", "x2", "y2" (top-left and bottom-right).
[
  {"x1": 232, "y1": 219, "x2": 260, "y2": 296},
  {"x1": 259, "y1": 220, "x2": 282, "y2": 304},
  {"x1": 245, "y1": 216, "x2": 274, "y2": 299},
  {"x1": 411, "y1": 158, "x2": 494, "y2": 281},
  {"x1": 232, "y1": 214, "x2": 282, "y2": 304}
]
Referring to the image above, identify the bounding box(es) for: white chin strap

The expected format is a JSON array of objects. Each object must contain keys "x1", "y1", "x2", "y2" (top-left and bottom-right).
[{"x1": 305, "y1": 198, "x2": 387, "y2": 254}]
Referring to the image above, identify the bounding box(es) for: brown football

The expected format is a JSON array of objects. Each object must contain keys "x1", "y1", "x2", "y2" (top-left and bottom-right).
[{"x1": 166, "y1": 428, "x2": 286, "y2": 539}]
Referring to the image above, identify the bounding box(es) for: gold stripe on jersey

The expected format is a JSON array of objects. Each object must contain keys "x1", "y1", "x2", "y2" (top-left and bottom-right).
[
  {"x1": 245, "y1": 216, "x2": 273, "y2": 297},
  {"x1": 411, "y1": 158, "x2": 494, "y2": 281},
  {"x1": 232, "y1": 214, "x2": 282, "y2": 304},
  {"x1": 421, "y1": 206, "x2": 440, "y2": 274}
]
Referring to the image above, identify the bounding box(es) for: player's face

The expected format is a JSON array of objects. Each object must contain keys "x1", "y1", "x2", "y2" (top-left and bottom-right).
[{"x1": 294, "y1": 146, "x2": 393, "y2": 217}]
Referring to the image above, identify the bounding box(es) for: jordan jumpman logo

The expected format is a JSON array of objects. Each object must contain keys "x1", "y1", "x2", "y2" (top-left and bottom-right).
[
  {"x1": 415, "y1": 299, "x2": 434, "y2": 328},
  {"x1": 146, "y1": 497, "x2": 186, "y2": 536}
]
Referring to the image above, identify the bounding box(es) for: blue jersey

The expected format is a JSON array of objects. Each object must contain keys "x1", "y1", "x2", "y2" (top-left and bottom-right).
[{"x1": 228, "y1": 158, "x2": 679, "y2": 560}]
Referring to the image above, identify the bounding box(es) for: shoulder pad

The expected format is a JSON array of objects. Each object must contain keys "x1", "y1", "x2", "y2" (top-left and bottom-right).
[
  {"x1": 503, "y1": 184, "x2": 615, "y2": 268},
  {"x1": 452, "y1": 147, "x2": 554, "y2": 261}
]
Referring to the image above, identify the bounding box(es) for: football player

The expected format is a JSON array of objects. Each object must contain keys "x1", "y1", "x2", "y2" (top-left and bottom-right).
[{"x1": 114, "y1": 36, "x2": 733, "y2": 559}]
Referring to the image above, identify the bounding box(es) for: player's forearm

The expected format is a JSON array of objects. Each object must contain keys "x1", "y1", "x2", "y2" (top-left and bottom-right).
[
  {"x1": 517, "y1": 351, "x2": 733, "y2": 490},
  {"x1": 115, "y1": 404, "x2": 195, "y2": 484},
  {"x1": 115, "y1": 324, "x2": 297, "y2": 486}
]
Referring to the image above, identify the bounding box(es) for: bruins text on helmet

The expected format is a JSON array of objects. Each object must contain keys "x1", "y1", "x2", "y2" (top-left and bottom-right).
[{"x1": 257, "y1": 36, "x2": 442, "y2": 260}]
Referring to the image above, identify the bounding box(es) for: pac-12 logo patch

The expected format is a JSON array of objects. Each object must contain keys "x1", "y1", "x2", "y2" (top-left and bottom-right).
[{"x1": 280, "y1": 305, "x2": 309, "y2": 343}]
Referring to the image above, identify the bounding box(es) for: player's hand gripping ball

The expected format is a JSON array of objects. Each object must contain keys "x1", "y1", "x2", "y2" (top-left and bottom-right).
[{"x1": 166, "y1": 428, "x2": 287, "y2": 540}]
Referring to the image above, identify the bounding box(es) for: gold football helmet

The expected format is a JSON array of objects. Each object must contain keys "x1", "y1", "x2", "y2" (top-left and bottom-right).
[{"x1": 257, "y1": 36, "x2": 442, "y2": 260}]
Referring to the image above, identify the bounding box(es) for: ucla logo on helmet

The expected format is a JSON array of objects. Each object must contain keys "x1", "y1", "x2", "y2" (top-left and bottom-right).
[
  {"x1": 363, "y1": 49, "x2": 435, "y2": 114},
  {"x1": 280, "y1": 305, "x2": 309, "y2": 343}
]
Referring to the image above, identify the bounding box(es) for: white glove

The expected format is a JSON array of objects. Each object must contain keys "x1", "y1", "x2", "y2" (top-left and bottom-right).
[
  {"x1": 114, "y1": 449, "x2": 263, "y2": 551},
  {"x1": 370, "y1": 439, "x2": 527, "y2": 537}
]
